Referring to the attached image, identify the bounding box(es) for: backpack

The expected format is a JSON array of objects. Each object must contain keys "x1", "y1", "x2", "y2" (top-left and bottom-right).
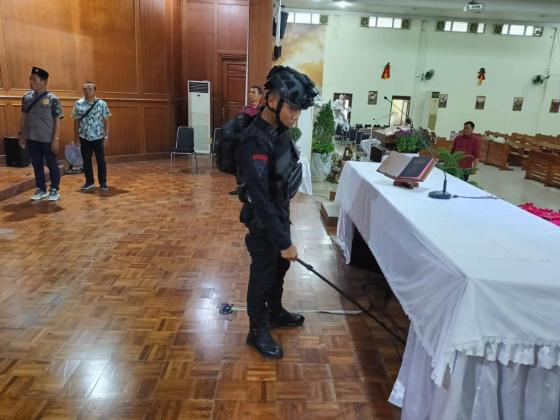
[{"x1": 215, "y1": 112, "x2": 255, "y2": 176}]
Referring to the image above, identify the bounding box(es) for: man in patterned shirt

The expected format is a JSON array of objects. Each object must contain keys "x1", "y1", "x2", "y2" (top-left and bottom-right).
[
  {"x1": 19, "y1": 66, "x2": 64, "y2": 201},
  {"x1": 72, "y1": 81, "x2": 111, "y2": 191}
]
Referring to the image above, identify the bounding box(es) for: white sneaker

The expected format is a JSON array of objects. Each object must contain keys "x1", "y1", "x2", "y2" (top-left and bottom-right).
[
  {"x1": 31, "y1": 189, "x2": 48, "y2": 201},
  {"x1": 48, "y1": 188, "x2": 60, "y2": 201}
]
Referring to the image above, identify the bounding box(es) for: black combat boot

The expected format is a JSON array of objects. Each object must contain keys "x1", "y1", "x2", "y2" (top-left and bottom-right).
[
  {"x1": 246, "y1": 324, "x2": 283, "y2": 359},
  {"x1": 268, "y1": 308, "x2": 305, "y2": 329}
]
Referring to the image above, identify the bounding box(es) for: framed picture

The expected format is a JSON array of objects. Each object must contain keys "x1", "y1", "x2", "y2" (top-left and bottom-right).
[
  {"x1": 475, "y1": 96, "x2": 486, "y2": 110},
  {"x1": 438, "y1": 94, "x2": 448, "y2": 108},
  {"x1": 550, "y1": 99, "x2": 560, "y2": 113},
  {"x1": 367, "y1": 90, "x2": 378, "y2": 105},
  {"x1": 513, "y1": 97, "x2": 523, "y2": 112}
]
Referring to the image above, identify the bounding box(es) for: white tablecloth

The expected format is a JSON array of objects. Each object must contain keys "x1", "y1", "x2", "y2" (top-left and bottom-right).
[
  {"x1": 335, "y1": 161, "x2": 560, "y2": 418},
  {"x1": 298, "y1": 157, "x2": 312, "y2": 195}
]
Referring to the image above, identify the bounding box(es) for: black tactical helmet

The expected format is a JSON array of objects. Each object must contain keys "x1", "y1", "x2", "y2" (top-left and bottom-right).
[{"x1": 264, "y1": 66, "x2": 318, "y2": 110}]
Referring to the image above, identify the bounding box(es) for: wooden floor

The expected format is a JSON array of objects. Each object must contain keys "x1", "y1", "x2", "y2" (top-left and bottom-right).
[
  {"x1": 0, "y1": 166, "x2": 41, "y2": 203},
  {"x1": 0, "y1": 159, "x2": 408, "y2": 419}
]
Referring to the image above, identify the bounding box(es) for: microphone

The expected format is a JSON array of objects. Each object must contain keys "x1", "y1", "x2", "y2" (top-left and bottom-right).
[{"x1": 382, "y1": 96, "x2": 451, "y2": 199}]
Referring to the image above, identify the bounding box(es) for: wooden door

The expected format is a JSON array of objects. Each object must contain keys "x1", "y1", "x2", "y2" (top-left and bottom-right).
[{"x1": 221, "y1": 57, "x2": 247, "y2": 126}]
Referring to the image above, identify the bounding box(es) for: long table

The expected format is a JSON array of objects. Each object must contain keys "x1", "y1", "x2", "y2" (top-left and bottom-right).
[{"x1": 335, "y1": 161, "x2": 560, "y2": 419}]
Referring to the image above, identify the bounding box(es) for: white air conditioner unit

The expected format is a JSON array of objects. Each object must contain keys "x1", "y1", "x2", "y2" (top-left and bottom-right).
[{"x1": 187, "y1": 80, "x2": 211, "y2": 153}]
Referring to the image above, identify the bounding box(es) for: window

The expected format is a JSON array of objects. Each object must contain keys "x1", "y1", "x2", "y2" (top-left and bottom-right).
[
  {"x1": 497, "y1": 24, "x2": 543, "y2": 37},
  {"x1": 286, "y1": 12, "x2": 325, "y2": 25},
  {"x1": 451, "y1": 21, "x2": 469, "y2": 32},
  {"x1": 438, "y1": 20, "x2": 485, "y2": 34},
  {"x1": 377, "y1": 17, "x2": 394, "y2": 28},
  {"x1": 361, "y1": 16, "x2": 408, "y2": 29},
  {"x1": 390, "y1": 96, "x2": 411, "y2": 127}
]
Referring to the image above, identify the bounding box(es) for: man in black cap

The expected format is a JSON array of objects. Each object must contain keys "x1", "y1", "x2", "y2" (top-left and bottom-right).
[
  {"x1": 237, "y1": 66, "x2": 318, "y2": 359},
  {"x1": 18, "y1": 66, "x2": 64, "y2": 201}
]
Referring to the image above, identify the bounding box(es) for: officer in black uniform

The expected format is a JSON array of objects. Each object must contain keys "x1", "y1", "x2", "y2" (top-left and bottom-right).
[{"x1": 238, "y1": 66, "x2": 318, "y2": 359}]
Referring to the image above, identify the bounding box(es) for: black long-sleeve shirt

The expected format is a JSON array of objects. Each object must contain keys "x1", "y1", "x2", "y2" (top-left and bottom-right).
[{"x1": 238, "y1": 116, "x2": 292, "y2": 250}]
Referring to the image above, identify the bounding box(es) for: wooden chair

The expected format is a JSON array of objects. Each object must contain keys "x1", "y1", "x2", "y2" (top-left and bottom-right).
[
  {"x1": 478, "y1": 134, "x2": 510, "y2": 170},
  {"x1": 525, "y1": 151, "x2": 560, "y2": 187}
]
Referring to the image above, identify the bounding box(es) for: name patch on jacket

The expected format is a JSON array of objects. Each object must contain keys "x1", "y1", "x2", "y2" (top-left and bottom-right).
[{"x1": 252, "y1": 154, "x2": 269, "y2": 177}]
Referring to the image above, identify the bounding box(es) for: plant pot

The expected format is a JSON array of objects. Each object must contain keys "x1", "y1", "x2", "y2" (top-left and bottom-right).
[{"x1": 311, "y1": 152, "x2": 332, "y2": 182}]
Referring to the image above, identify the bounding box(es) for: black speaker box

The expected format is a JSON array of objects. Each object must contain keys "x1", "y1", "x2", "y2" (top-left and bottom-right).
[
  {"x1": 370, "y1": 145, "x2": 383, "y2": 163},
  {"x1": 4, "y1": 137, "x2": 29, "y2": 167}
]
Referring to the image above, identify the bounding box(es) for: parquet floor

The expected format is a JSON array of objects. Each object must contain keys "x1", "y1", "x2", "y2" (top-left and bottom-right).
[{"x1": 0, "y1": 158, "x2": 408, "y2": 419}]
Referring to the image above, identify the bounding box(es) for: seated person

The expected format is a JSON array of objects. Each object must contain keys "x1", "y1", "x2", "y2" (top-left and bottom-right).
[
  {"x1": 241, "y1": 85, "x2": 263, "y2": 117},
  {"x1": 452, "y1": 121, "x2": 480, "y2": 181}
]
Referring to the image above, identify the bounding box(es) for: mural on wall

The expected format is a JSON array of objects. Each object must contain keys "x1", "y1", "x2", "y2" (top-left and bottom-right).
[
  {"x1": 277, "y1": 23, "x2": 326, "y2": 88},
  {"x1": 438, "y1": 94, "x2": 448, "y2": 108},
  {"x1": 513, "y1": 97, "x2": 524, "y2": 111},
  {"x1": 368, "y1": 91, "x2": 378, "y2": 105},
  {"x1": 475, "y1": 96, "x2": 486, "y2": 110},
  {"x1": 550, "y1": 99, "x2": 560, "y2": 113}
]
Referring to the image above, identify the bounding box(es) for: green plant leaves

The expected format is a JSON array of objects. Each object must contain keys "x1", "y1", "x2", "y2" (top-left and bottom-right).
[{"x1": 312, "y1": 101, "x2": 336, "y2": 155}]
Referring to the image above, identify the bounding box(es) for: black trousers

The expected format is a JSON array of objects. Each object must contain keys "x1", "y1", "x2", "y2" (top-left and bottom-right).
[
  {"x1": 245, "y1": 220, "x2": 290, "y2": 328},
  {"x1": 80, "y1": 138, "x2": 107, "y2": 185},
  {"x1": 27, "y1": 139, "x2": 60, "y2": 190}
]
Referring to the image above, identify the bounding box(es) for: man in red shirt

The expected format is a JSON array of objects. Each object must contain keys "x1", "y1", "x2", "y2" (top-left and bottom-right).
[
  {"x1": 452, "y1": 121, "x2": 480, "y2": 181},
  {"x1": 241, "y1": 86, "x2": 263, "y2": 117}
]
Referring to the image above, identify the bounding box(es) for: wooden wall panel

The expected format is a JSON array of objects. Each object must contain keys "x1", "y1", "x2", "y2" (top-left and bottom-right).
[
  {"x1": 171, "y1": 0, "x2": 183, "y2": 94},
  {"x1": 183, "y1": 2, "x2": 214, "y2": 82},
  {"x1": 59, "y1": 105, "x2": 75, "y2": 142},
  {"x1": 0, "y1": 105, "x2": 8, "y2": 140},
  {"x1": 144, "y1": 107, "x2": 171, "y2": 153},
  {"x1": 104, "y1": 106, "x2": 141, "y2": 155},
  {"x1": 248, "y1": 0, "x2": 272, "y2": 90},
  {"x1": 140, "y1": 0, "x2": 170, "y2": 94},
  {"x1": 0, "y1": 0, "x2": 191, "y2": 159},
  {"x1": 76, "y1": 0, "x2": 138, "y2": 93},
  {"x1": 217, "y1": 4, "x2": 248, "y2": 52},
  {"x1": 2, "y1": 0, "x2": 76, "y2": 91},
  {"x1": 183, "y1": 0, "x2": 249, "y2": 132},
  {"x1": 9, "y1": 104, "x2": 22, "y2": 137}
]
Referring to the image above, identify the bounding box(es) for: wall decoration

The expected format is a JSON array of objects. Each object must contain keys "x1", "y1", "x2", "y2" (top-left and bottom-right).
[
  {"x1": 368, "y1": 91, "x2": 378, "y2": 105},
  {"x1": 477, "y1": 68, "x2": 486, "y2": 85},
  {"x1": 438, "y1": 94, "x2": 448, "y2": 108},
  {"x1": 277, "y1": 23, "x2": 326, "y2": 87},
  {"x1": 381, "y1": 62, "x2": 391, "y2": 80},
  {"x1": 513, "y1": 97, "x2": 523, "y2": 112},
  {"x1": 550, "y1": 99, "x2": 560, "y2": 113},
  {"x1": 475, "y1": 96, "x2": 486, "y2": 110}
]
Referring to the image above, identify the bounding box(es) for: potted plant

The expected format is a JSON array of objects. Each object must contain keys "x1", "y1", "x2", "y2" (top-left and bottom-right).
[
  {"x1": 311, "y1": 101, "x2": 336, "y2": 181},
  {"x1": 288, "y1": 126, "x2": 302, "y2": 143},
  {"x1": 436, "y1": 148, "x2": 479, "y2": 187},
  {"x1": 395, "y1": 129, "x2": 423, "y2": 153}
]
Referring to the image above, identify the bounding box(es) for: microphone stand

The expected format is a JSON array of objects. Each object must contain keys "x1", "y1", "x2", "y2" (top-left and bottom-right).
[
  {"x1": 372, "y1": 112, "x2": 393, "y2": 127},
  {"x1": 382, "y1": 96, "x2": 451, "y2": 200}
]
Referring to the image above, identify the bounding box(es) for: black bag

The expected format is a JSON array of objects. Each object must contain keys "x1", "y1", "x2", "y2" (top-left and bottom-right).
[
  {"x1": 79, "y1": 100, "x2": 99, "y2": 121},
  {"x1": 22, "y1": 91, "x2": 49, "y2": 113},
  {"x1": 215, "y1": 113, "x2": 255, "y2": 175}
]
